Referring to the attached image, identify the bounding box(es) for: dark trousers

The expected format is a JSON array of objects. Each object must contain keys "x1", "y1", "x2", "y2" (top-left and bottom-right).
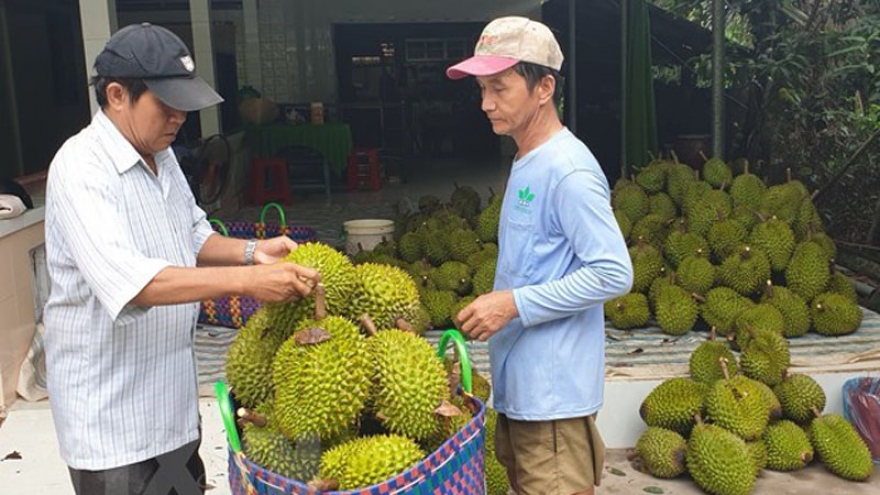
[{"x1": 68, "y1": 437, "x2": 205, "y2": 495}]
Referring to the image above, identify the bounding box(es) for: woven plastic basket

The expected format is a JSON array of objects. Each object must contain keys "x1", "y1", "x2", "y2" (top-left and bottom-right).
[
  {"x1": 842, "y1": 376, "x2": 880, "y2": 463},
  {"x1": 199, "y1": 202, "x2": 318, "y2": 329},
  {"x1": 216, "y1": 330, "x2": 487, "y2": 495}
]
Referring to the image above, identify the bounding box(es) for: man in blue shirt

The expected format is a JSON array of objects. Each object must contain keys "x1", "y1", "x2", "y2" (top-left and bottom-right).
[{"x1": 449, "y1": 17, "x2": 633, "y2": 495}]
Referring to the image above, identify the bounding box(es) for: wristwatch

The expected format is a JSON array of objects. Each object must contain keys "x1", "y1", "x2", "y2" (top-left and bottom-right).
[{"x1": 244, "y1": 239, "x2": 257, "y2": 265}]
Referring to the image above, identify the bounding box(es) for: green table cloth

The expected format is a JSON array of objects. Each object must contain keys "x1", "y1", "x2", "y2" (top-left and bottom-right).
[{"x1": 245, "y1": 123, "x2": 353, "y2": 174}]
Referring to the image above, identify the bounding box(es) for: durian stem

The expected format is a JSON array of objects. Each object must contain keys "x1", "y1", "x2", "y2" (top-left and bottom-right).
[
  {"x1": 308, "y1": 479, "x2": 339, "y2": 491},
  {"x1": 699, "y1": 150, "x2": 709, "y2": 163},
  {"x1": 670, "y1": 149, "x2": 680, "y2": 164},
  {"x1": 786, "y1": 168, "x2": 793, "y2": 183},
  {"x1": 720, "y1": 178, "x2": 729, "y2": 191},
  {"x1": 692, "y1": 292, "x2": 706, "y2": 303},
  {"x1": 360, "y1": 315, "x2": 378, "y2": 337},
  {"x1": 709, "y1": 326, "x2": 717, "y2": 341},
  {"x1": 236, "y1": 407, "x2": 267, "y2": 427},
  {"x1": 357, "y1": 242, "x2": 364, "y2": 253},
  {"x1": 754, "y1": 211, "x2": 767, "y2": 223},
  {"x1": 694, "y1": 413, "x2": 704, "y2": 425},
  {"x1": 811, "y1": 406, "x2": 822, "y2": 419},
  {"x1": 765, "y1": 279, "x2": 774, "y2": 299},
  {"x1": 743, "y1": 160, "x2": 750, "y2": 175},
  {"x1": 395, "y1": 317, "x2": 416, "y2": 333},
  {"x1": 719, "y1": 357, "x2": 731, "y2": 380},
  {"x1": 781, "y1": 368, "x2": 789, "y2": 381},
  {"x1": 314, "y1": 284, "x2": 327, "y2": 320}
]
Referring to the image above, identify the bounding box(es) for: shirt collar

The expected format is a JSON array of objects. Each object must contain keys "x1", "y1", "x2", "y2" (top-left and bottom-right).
[{"x1": 92, "y1": 110, "x2": 153, "y2": 175}]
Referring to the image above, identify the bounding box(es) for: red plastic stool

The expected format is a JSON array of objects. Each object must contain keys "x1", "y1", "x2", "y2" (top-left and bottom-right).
[
  {"x1": 346, "y1": 148, "x2": 382, "y2": 191},
  {"x1": 248, "y1": 157, "x2": 292, "y2": 205}
]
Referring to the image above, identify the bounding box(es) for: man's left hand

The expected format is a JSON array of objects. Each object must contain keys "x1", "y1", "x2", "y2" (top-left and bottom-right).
[
  {"x1": 254, "y1": 236, "x2": 298, "y2": 265},
  {"x1": 456, "y1": 290, "x2": 519, "y2": 341}
]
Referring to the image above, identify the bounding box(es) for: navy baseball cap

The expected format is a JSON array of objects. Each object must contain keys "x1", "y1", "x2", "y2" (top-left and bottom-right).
[{"x1": 95, "y1": 23, "x2": 223, "y2": 112}]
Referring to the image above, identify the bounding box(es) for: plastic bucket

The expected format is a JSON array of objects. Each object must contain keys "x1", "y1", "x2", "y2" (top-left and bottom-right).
[{"x1": 343, "y1": 219, "x2": 394, "y2": 255}]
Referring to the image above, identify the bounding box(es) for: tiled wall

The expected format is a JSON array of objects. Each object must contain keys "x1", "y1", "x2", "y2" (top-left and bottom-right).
[{"x1": 0, "y1": 221, "x2": 44, "y2": 408}]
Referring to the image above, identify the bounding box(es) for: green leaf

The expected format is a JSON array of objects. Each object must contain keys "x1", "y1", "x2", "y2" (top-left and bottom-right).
[
  {"x1": 608, "y1": 467, "x2": 626, "y2": 476},
  {"x1": 644, "y1": 487, "x2": 664, "y2": 494},
  {"x1": 526, "y1": 193, "x2": 535, "y2": 202},
  {"x1": 518, "y1": 189, "x2": 526, "y2": 200}
]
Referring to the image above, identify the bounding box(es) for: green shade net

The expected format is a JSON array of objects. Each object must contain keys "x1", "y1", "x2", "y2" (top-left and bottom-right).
[{"x1": 623, "y1": 0, "x2": 659, "y2": 176}]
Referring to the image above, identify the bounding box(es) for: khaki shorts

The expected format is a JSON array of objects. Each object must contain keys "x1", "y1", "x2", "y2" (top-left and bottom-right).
[{"x1": 495, "y1": 414, "x2": 605, "y2": 495}]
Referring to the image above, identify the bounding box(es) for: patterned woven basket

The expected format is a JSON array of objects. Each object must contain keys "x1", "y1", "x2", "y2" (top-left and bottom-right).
[
  {"x1": 216, "y1": 330, "x2": 487, "y2": 495},
  {"x1": 199, "y1": 202, "x2": 318, "y2": 329}
]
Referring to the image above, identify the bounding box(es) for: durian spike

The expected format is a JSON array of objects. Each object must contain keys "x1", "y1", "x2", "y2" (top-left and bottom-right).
[
  {"x1": 719, "y1": 356, "x2": 732, "y2": 381},
  {"x1": 236, "y1": 407, "x2": 267, "y2": 428},
  {"x1": 395, "y1": 317, "x2": 416, "y2": 333},
  {"x1": 699, "y1": 150, "x2": 709, "y2": 163},
  {"x1": 765, "y1": 279, "x2": 774, "y2": 299},
  {"x1": 308, "y1": 480, "x2": 339, "y2": 491},
  {"x1": 314, "y1": 284, "x2": 327, "y2": 320},
  {"x1": 359, "y1": 315, "x2": 378, "y2": 337}
]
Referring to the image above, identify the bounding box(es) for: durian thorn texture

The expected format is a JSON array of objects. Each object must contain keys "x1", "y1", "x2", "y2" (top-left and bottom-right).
[
  {"x1": 359, "y1": 315, "x2": 378, "y2": 337},
  {"x1": 314, "y1": 284, "x2": 328, "y2": 320},
  {"x1": 395, "y1": 318, "x2": 416, "y2": 333},
  {"x1": 236, "y1": 407, "x2": 267, "y2": 427},
  {"x1": 435, "y1": 400, "x2": 464, "y2": 417}
]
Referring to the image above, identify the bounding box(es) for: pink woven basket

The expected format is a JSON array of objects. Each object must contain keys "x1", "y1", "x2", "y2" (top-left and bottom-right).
[{"x1": 216, "y1": 330, "x2": 486, "y2": 495}]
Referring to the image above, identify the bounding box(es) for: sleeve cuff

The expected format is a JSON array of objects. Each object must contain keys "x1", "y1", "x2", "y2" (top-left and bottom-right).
[
  {"x1": 102, "y1": 258, "x2": 172, "y2": 321},
  {"x1": 512, "y1": 287, "x2": 532, "y2": 328},
  {"x1": 193, "y1": 219, "x2": 216, "y2": 256}
]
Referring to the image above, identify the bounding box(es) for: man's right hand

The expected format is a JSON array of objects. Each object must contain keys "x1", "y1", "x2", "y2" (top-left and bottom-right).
[{"x1": 244, "y1": 262, "x2": 321, "y2": 303}]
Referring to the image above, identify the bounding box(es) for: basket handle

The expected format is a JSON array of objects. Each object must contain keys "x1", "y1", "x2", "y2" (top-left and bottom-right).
[
  {"x1": 259, "y1": 202, "x2": 287, "y2": 228},
  {"x1": 208, "y1": 218, "x2": 229, "y2": 237},
  {"x1": 436, "y1": 329, "x2": 472, "y2": 394},
  {"x1": 214, "y1": 381, "x2": 242, "y2": 453}
]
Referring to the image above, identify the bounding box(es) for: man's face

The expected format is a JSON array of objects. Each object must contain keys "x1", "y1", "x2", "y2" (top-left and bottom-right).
[
  {"x1": 113, "y1": 85, "x2": 187, "y2": 156},
  {"x1": 476, "y1": 68, "x2": 542, "y2": 137}
]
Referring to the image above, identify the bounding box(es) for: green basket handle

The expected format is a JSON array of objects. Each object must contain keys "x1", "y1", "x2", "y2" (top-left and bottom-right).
[
  {"x1": 214, "y1": 381, "x2": 242, "y2": 453},
  {"x1": 259, "y1": 202, "x2": 287, "y2": 227},
  {"x1": 208, "y1": 218, "x2": 229, "y2": 237},
  {"x1": 437, "y1": 329, "x2": 472, "y2": 395}
]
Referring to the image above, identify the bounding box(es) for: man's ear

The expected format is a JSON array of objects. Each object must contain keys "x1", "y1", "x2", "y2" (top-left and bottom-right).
[
  {"x1": 105, "y1": 82, "x2": 129, "y2": 111},
  {"x1": 538, "y1": 74, "x2": 556, "y2": 105}
]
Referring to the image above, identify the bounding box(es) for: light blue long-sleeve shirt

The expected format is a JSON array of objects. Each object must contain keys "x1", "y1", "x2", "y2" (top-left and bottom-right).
[{"x1": 490, "y1": 127, "x2": 633, "y2": 421}]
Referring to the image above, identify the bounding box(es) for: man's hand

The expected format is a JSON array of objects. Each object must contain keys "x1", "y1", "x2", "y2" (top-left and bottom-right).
[
  {"x1": 244, "y1": 262, "x2": 321, "y2": 303},
  {"x1": 456, "y1": 290, "x2": 519, "y2": 341},
  {"x1": 254, "y1": 236, "x2": 298, "y2": 265}
]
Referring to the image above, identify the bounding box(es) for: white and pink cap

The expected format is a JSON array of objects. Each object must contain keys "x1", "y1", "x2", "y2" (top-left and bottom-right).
[{"x1": 446, "y1": 16, "x2": 564, "y2": 80}]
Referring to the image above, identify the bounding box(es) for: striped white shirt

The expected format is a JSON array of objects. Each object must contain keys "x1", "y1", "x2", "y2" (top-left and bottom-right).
[{"x1": 44, "y1": 110, "x2": 216, "y2": 470}]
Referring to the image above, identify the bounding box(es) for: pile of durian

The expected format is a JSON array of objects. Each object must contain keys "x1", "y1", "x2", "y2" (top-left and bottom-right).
[
  {"x1": 224, "y1": 241, "x2": 508, "y2": 492},
  {"x1": 350, "y1": 183, "x2": 501, "y2": 331},
  {"x1": 634, "y1": 328, "x2": 875, "y2": 494},
  {"x1": 607, "y1": 155, "x2": 862, "y2": 338}
]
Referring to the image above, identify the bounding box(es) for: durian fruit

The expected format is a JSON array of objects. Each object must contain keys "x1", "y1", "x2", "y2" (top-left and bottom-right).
[
  {"x1": 640, "y1": 377, "x2": 708, "y2": 436},
  {"x1": 450, "y1": 183, "x2": 481, "y2": 220},
  {"x1": 786, "y1": 242, "x2": 831, "y2": 302},
  {"x1": 664, "y1": 221, "x2": 709, "y2": 268},
  {"x1": 687, "y1": 195, "x2": 731, "y2": 237},
  {"x1": 631, "y1": 214, "x2": 669, "y2": 248},
  {"x1": 761, "y1": 282, "x2": 811, "y2": 338},
  {"x1": 753, "y1": 379, "x2": 783, "y2": 421},
  {"x1": 648, "y1": 269, "x2": 674, "y2": 312},
  {"x1": 629, "y1": 240, "x2": 665, "y2": 293},
  {"x1": 604, "y1": 293, "x2": 651, "y2": 330},
  {"x1": 314, "y1": 434, "x2": 425, "y2": 490},
  {"x1": 808, "y1": 412, "x2": 874, "y2": 481},
  {"x1": 347, "y1": 263, "x2": 422, "y2": 330},
  {"x1": 484, "y1": 409, "x2": 511, "y2": 495},
  {"x1": 763, "y1": 420, "x2": 814, "y2": 471},
  {"x1": 418, "y1": 195, "x2": 442, "y2": 214},
  {"x1": 406, "y1": 259, "x2": 434, "y2": 288},
  {"x1": 760, "y1": 183, "x2": 803, "y2": 224},
  {"x1": 738, "y1": 326, "x2": 791, "y2": 387},
  {"x1": 708, "y1": 216, "x2": 748, "y2": 261},
  {"x1": 430, "y1": 261, "x2": 473, "y2": 296},
  {"x1": 773, "y1": 372, "x2": 826, "y2": 424},
  {"x1": 655, "y1": 285, "x2": 700, "y2": 336},
  {"x1": 702, "y1": 155, "x2": 733, "y2": 189},
  {"x1": 649, "y1": 192, "x2": 677, "y2": 221},
  {"x1": 705, "y1": 359, "x2": 772, "y2": 441},
  {"x1": 449, "y1": 296, "x2": 475, "y2": 330},
  {"x1": 807, "y1": 232, "x2": 837, "y2": 261},
  {"x1": 749, "y1": 217, "x2": 796, "y2": 271},
  {"x1": 447, "y1": 229, "x2": 481, "y2": 263},
  {"x1": 717, "y1": 246, "x2": 771, "y2": 297},
  {"x1": 420, "y1": 228, "x2": 452, "y2": 266},
  {"x1": 732, "y1": 304, "x2": 786, "y2": 349},
  {"x1": 397, "y1": 232, "x2": 422, "y2": 263},
  {"x1": 421, "y1": 289, "x2": 458, "y2": 329},
  {"x1": 689, "y1": 328, "x2": 737, "y2": 383},
  {"x1": 240, "y1": 403, "x2": 321, "y2": 481},
  {"x1": 825, "y1": 268, "x2": 858, "y2": 304},
  {"x1": 615, "y1": 210, "x2": 633, "y2": 240},
  {"x1": 635, "y1": 427, "x2": 687, "y2": 478},
  {"x1": 666, "y1": 160, "x2": 697, "y2": 206},
  {"x1": 636, "y1": 162, "x2": 669, "y2": 194},
  {"x1": 613, "y1": 183, "x2": 650, "y2": 223},
  {"x1": 466, "y1": 243, "x2": 498, "y2": 269},
  {"x1": 472, "y1": 258, "x2": 497, "y2": 296},
  {"x1": 730, "y1": 161, "x2": 766, "y2": 207},
  {"x1": 273, "y1": 313, "x2": 371, "y2": 441},
  {"x1": 680, "y1": 179, "x2": 713, "y2": 216},
  {"x1": 369, "y1": 330, "x2": 450, "y2": 441},
  {"x1": 476, "y1": 193, "x2": 501, "y2": 243},
  {"x1": 686, "y1": 419, "x2": 757, "y2": 495},
  {"x1": 810, "y1": 293, "x2": 862, "y2": 336},
  {"x1": 793, "y1": 199, "x2": 823, "y2": 241},
  {"x1": 700, "y1": 287, "x2": 756, "y2": 336},
  {"x1": 677, "y1": 253, "x2": 716, "y2": 295},
  {"x1": 745, "y1": 440, "x2": 768, "y2": 475},
  {"x1": 267, "y1": 242, "x2": 357, "y2": 332},
  {"x1": 730, "y1": 204, "x2": 760, "y2": 232},
  {"x1": 226, "y1": 308, "x2": 283, "y2": 408}
]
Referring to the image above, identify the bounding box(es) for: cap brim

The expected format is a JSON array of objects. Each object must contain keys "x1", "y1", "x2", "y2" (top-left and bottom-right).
[
  {"x1": 145, "y1": 76, "x2": 224, "y2": 112},
  {"x1": 446, "y1": 56, "x2": 519, "y2": 80}
]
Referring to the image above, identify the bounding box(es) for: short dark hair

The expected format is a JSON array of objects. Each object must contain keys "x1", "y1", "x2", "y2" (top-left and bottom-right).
[
  {"x1": 513, "y1": 62, "x2": 564, "y2": 105},
  {"x1": 90, "y1": 76, "x2": 148, "y2": 108}
]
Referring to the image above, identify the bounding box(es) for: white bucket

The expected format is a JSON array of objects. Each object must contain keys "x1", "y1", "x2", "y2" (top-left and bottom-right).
[{"x1": 343, "y1": 219, "x2": 395, "y2": 255}]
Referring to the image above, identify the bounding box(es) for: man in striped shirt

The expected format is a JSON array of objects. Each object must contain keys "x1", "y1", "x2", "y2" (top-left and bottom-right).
[{"x1": 44, "y1": 23, "x2": 319, "y2": 495}]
